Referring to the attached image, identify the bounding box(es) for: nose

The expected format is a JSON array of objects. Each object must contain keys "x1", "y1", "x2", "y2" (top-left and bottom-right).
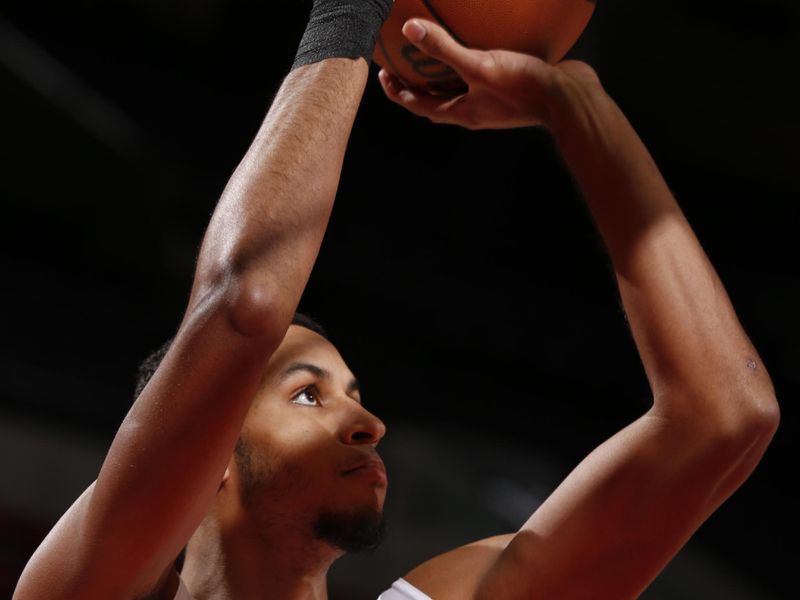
[{"x1": 341, "y1": 404, "x2": 386, "y2": 446}]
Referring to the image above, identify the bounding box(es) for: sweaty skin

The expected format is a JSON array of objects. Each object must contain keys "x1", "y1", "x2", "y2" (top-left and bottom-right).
[
  {"x1": 13, "y1": 12, "x2": 779, "y2": 600},
  {"x1": 378, "y1": 19, "x2": 779, "y2": 600},
  {"x1": 13, "y1": 57, "x2": 374, "y2": 600},
  {"x1": 180, "y1": 325, "x2": 387, "y2": 600}
]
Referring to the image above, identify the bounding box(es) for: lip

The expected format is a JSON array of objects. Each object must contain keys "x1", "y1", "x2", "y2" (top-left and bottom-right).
[{"x1": 343, "y1": 458, "x2": 388, "y2": 486}]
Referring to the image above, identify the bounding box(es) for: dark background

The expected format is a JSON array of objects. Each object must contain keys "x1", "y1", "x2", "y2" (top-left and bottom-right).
[{"x1": 1, "y1": 1, "x2": 797, "y2": 598}]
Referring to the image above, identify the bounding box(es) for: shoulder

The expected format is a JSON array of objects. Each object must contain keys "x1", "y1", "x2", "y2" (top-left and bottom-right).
[{"x1": 402, "y1": 534, "x2": 515, "y2": 600}]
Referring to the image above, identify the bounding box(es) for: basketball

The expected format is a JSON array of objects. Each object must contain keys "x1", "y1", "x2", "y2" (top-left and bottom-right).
[{"x1": 374, "y1": 0, "x2": 597, "y2": 91}]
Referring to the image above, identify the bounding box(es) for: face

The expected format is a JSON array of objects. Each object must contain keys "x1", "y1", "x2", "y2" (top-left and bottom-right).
[{"x1": 228, "y1": 325, "x2": 388, "y2": 551}]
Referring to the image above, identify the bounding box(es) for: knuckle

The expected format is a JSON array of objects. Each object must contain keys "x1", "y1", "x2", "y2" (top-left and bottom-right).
[
  {"x1": 483, "y1": 53, "x2": 499, "y2": 71},
  {"x1": 473, "y1": 53, "x2": 498, "y2": 82}
]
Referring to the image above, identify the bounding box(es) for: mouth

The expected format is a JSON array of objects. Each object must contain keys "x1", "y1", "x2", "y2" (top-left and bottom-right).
[{"x1": 343, "y1": 458, "x2": 388, "y2": 486}]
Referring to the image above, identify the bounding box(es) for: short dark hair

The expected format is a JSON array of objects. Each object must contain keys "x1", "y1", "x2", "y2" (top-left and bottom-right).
[
  {"x1": 134, "y1": 312, "x2": 327, "y2": 398},
  {"x1": 290, "y1": 311, "x2": 328, "y2": 340},
  {"x1": 134, "y1": 337, "x2": 174, "y2": 398}
]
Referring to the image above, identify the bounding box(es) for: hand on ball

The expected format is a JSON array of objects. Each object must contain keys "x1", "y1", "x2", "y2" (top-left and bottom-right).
[{"x1": 378, "y1": 19, "x2": 600, "y2": 131}]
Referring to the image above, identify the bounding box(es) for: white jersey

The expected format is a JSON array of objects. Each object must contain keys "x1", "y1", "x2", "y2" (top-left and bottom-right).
[
  {"x1": 377, "y1": 578, "x2": 433, "y2": 599},
  {"x1": 173, "y1": 574, "x2": 432, "y2": 600}
]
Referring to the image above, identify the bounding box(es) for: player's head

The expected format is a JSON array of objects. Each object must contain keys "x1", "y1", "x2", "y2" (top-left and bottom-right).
[
  {"x1": 134, "y1": 314, "x2": 388, "y2": 555},
  {"x1": 133, "y1": 313, "x2": 329, "y2": 398}
]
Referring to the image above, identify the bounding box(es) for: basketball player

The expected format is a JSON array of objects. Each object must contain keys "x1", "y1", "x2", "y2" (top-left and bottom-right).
[{"x1": 14, "y1": 2, "x2": 779, "y2": 599}]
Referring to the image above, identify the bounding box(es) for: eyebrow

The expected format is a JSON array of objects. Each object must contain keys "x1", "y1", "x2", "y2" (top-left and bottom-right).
[{"x1": 281, "y1": 362, "x2": 361, "y2": 398}]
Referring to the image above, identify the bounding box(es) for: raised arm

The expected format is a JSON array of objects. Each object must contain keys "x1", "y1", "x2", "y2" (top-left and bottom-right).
[
  {"x1": 381, "y1": 20, "x2": 780, "y2": 599},
  {"x1": 13, "y1": 2, "x2": 392, "y2": 598}
]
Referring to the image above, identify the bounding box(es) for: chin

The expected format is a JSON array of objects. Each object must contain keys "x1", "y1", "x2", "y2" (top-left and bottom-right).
[{"x1": 313, "y1": 505, "x2": 387, "y2": 554}]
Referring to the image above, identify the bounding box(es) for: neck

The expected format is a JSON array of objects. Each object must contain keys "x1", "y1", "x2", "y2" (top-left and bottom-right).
[{"x1": 181, "y1": 511, "x2": 341, "y2": 600}]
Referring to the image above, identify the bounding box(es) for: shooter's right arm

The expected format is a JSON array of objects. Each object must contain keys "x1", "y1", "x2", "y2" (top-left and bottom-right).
[{"x1": 13, "y1": 55, "x2": 369, "y2": 600}]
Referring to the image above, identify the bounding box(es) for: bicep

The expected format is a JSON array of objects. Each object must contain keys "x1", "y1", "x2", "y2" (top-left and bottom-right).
[
  {"x1": 476, "y1": 411, "x2": 772, "y2": 600},
  {"x1": 15, "y1": 295, "x2": 279, "y2": 600}
]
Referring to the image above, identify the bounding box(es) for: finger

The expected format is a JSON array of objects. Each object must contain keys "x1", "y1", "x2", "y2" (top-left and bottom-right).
[
  {"x1": 378, "y1": 68, "x2": 440, "y2": 114},
  {"x1": 378, "y1": 69, "x2": 470, "y2": 125},
  {"x1": 401, "y1": 19, "x2": 485, "y2": 81}
]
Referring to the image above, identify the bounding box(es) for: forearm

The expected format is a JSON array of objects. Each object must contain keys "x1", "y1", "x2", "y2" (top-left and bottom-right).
[
  {"x1": 190, "y1": 58, "x2": 368, "y2": 333},
  {"x1": 548, "y1": 77, "x2": 777, "y2": 426}
]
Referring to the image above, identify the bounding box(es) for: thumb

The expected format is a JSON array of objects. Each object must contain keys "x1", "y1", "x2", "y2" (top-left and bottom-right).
[{"x1": 402, "y1": 19, "x2": 484, "y2": 80}]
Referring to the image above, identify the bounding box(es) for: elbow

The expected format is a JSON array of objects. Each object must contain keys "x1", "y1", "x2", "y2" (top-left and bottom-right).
[
  {"x1": 190, "y1": 267, "x2": 292, "y2": 345},
  {"x1": 741, "y1": 392, "x2": 780, "y2": 443},
  {"x1": 729, "y1": 380, "x2": 780, "y2": 442},
  {"x1": 660, "y1": 387, "x2": 781, "y2": 463},
  {"x1": 226, "y1": 275, "x2": 290, "y2": 341},
  {"x1": 739, "y1": 363, "x2": 781, "y2": 441},
  {"x1": 699, "y1": 393, "x2": 780, "y2": 504},
  {"x1": 707, "y1": 391, "x2": 780, "y2": 459}
]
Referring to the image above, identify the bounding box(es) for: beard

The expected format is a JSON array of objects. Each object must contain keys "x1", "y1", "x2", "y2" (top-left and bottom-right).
[
  {"x1": 234, "y1": 436, "x2": 387, "y2": 554},
  {"x1": 313, "y1": 507, "x2": 387, "y2": 554}
]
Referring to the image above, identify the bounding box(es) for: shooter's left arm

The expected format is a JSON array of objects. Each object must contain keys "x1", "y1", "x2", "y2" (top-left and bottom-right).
[{"x1": 379, "y1": 20, "x2": 780, "y2": 600}]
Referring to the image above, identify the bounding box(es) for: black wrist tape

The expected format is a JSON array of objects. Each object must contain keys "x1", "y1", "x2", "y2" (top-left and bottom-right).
[{"x1": 292, "y1": 0, "x2": 394, "y2": 70}]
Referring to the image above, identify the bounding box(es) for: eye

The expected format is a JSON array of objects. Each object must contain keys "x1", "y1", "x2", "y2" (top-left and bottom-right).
[{"x1": 291, "y1": 385, "x2": 321, "y2": 407}]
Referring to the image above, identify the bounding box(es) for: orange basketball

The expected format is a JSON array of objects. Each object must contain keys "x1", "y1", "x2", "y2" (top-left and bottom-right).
[{"x1": 374, "y1": 0, "x2": 596, "y2": 91}]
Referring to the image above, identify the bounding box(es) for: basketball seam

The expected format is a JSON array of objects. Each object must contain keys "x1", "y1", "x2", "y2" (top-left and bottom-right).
[
  {"x1": 376, "y1": 34, "x2": 402, "y2": 75},
  {"x1": 418, "y1": 0, "x2": 467, "y2": 45}
]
